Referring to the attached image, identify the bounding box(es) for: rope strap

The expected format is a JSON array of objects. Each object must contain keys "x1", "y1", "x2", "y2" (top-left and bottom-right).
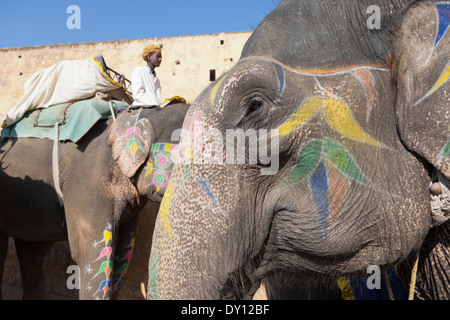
[
  {"x1": 95, "y1": 92, "x2": 116, "y2": 122},
  {"x1": 383, "y1": 250, "x2": 420, "y2": 300},
  {"x1": 383, "y1": 269, "x2": 395, "y2": 300},
  {"x1": 408, "y1": 251, "x2": 420, "y2": 300},
  {"x1": 53, "y1": 122, "x2": 64, "y2": 206}
]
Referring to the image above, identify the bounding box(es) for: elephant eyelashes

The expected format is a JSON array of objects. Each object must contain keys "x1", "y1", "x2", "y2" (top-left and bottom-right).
[{"x1": 238, "y1": 95, "x2": 274, "y2": 129}]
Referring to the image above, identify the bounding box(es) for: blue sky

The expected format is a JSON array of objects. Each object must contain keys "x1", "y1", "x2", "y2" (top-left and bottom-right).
[{"x1": 0, "y1": 0, "x2": 280, "y2": 49}]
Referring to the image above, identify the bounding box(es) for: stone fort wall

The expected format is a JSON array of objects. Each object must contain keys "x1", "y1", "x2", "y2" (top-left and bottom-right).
[{"x1": 0, "y1": 31, "x2": 252, "y2": 117}]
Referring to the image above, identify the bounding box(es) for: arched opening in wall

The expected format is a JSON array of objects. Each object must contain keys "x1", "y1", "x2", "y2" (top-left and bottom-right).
[{"x1": 210, "y1": 69, "x2": 216, "y2": 82}]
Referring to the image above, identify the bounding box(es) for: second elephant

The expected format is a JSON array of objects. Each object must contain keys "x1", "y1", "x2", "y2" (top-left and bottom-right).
[{"x1": 0, "y1": 101, "x2": 189, "y2": 299}]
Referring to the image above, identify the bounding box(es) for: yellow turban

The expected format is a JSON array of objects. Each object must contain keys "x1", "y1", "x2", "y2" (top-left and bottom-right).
[{"x1": 142, "y1": 44, "x2": 162, "y2": 61}]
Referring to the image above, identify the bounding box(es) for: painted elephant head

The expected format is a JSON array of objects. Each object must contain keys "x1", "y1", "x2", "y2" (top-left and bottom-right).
[
  {"x1": 148, "y1": 0, "x2": 449, "y2": 299},
  {"x1": 108, "y1": 104, "x2": 189, "y2": 203}
]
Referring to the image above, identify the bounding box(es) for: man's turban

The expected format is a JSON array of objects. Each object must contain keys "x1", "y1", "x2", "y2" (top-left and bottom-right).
[{"x1": 142, "y1": 44, "x2": 162, "y2": 61}]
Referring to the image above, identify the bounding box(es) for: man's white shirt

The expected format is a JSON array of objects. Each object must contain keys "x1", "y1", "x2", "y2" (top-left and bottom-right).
[{"x1": 131, "y1": 66, "x2": 161, "y2": 106}]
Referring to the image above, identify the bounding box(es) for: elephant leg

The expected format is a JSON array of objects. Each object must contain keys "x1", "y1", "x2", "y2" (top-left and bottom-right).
[
  {"x1": 0, "y1": 232, "x2": 8, "y2": 300},
  {"x1": 67, "y1": 218, "x2": 120, "y2": 300},
  {"x1": 114, "y1": 201, "x2": 161, "y2": 300},
  {"x1": 112, "y1": 216, "x2": 138, "y2": 299},
  {"x1": 13, "y1": 238, "x2": 54, "y2": 300}
]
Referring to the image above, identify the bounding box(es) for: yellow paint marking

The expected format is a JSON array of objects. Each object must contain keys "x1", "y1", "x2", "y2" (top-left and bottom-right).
[
  {"x1": 210, "y1": 73, "x2": 228, "y2": 106},
  {"x1": 427, "y1": 62, "x2": 450, "y2": 97},
  {"x1": 131, "y1": 143, "x2": 138, "y2": 155},
  {"x1": 276, "y1": 96, "x2": 384, "y2": 147},
  {"x1": 322, "y1": 97, "x2": 384, "y2": 147},
  {"x1": 159, "y1": 182, "x2": 174, "y2": 239},
  {"x1": 145, "y1": 162, "x2": 153, "y2": 177},
  {"x1": 414, "y1": 61, "x2": 450, "y2": 106},
  {"x1": 277, "y1": 96, "x2": 322, "y2": 136},
  {"x1": 103, "y1": 230, "x2": 112, "y2": 244}
]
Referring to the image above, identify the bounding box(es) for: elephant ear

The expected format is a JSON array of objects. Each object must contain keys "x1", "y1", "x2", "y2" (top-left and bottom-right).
[
  {"x1": 107, "y1": 108, "x2": 153, "y2": 178},
  {"x1": 393, "y1": 3, "x2": 450, "y2": 178}
]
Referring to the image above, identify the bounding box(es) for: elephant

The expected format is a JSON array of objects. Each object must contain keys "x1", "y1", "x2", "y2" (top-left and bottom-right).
[
  {"x1": 0, "y1": 100, "x2": 189, "y2": 299},
  {"x1": 148, "y1": 0, "x2": 450, "y2": 300}
]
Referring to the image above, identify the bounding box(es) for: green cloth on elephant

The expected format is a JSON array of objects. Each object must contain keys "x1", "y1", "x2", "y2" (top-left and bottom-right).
[{"x1": 1, "y1": 99, "x2": 128, "y2": 143}]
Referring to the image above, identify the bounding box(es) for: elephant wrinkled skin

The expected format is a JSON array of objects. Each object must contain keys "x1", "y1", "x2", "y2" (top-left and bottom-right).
[{"x1": 148, "y1": 0, "x2": 450, "y2": 299}]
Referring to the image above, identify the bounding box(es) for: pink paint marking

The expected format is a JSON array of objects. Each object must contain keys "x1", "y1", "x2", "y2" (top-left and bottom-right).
[
  {"x1": 122, "y1": 250, "x2": 133, "y2": 262},
  {"x1": 118, "y1": 127, "x2": 143, "y2": 140},
  {"x1": 94, "y1": 247, "x2": 113, "y2": 262}
]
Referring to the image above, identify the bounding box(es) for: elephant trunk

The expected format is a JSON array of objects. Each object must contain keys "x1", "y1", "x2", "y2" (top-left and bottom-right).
[{"x1": 147, "y1": 164, "x2": 265, "y2": 299}]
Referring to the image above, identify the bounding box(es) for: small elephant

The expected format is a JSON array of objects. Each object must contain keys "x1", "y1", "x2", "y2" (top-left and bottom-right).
[
  {"x1": 0, "y1": 101, "x2": 189, "y2": 299},
  {"x1": 148, "y1": 0, "x2": 450, "y2": 299}
]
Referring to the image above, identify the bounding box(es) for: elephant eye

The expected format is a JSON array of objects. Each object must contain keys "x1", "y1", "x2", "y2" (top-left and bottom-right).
[
  {"x1": 245, "y1": 98, "x2": 264, "y2": 116},
  {"x1": 237, "y1": 94, "x2": 270, "y2": 129}
]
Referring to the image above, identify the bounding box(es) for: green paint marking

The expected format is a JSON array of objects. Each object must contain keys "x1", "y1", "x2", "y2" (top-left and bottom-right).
[
  {"x1": 441, "y1": 141, "x2": 450, "y2": 161},
  {"x1": 114, "y1": 263, "x2": 129, "y2": 275},
  {"x1": 323, "y1": 139, "x2": 371, "y2": 186},
  {"x1": 285, "y1": 138, "x2": 371, "y2": 187},
  {"x1": 149, "y1": 252, "x2": 160, "y2": 300},
  {"x1": 92, "y1": 261, "x2": 112, "y2": 279},
  {"x1": 287, "y1": 139, "x2": 322, "y2": 186}
]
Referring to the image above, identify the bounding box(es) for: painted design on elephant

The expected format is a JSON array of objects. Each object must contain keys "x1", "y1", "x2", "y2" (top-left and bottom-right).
[
  {"x1": 182, "y1": 164, "x2": 191, "y2": 185},
  {"x1": 245, "y1": 56, "x2": 385, "y2": 126},
  {"x1": 210, "y1": 73, "x2": 229, "y2": 106},
  {"x1": 148, "y1": 251, "x2": 160, "y2": 300},
  {"x1": 434, "y1": 2, "x2": 450, "y2": 47},
  {"x1": 86, "y1": 224, "x2": 114, "y2": 299},
  {"x1": 118, "y1": 109, "x2": 150, "y2": 162},
  {"x1": 112, "y1": 235, "x2": 135, "y2": 293},
  {"x1": 439, "y1": 140, "x2": 450, "y2": 162},
  {"x1": 413, "y1": 3, "x2": 450, "y2": 106},
  {"x1": 145, "y1": 143, "x2": 177, "y2": 191},
  {"x1": 310, "y1": 161, "x2": 329, "y2": 235},
  {"x1": 413, "y1": 60, "x2": 450, "y2": 107},
  {"x1": 249, "y1": 59, "x2": 384, "y2": 147},
  {"x1": 351, "y1": 69, "x2": 375, "y2": 122},
  {"x1": 287, "y1": 139, "x2": 371, "y2": 187},
  {"x1": 286, "y1": 139, "x2": 371, "y2": 236},
  {"x1": 243, "y1": 56, "x2": 387, "y2": 75},
  {"x1": 197, "y1": 179, "x2": 227, "y2": 218},
  {"x1": 273, "y1": 62, "x2": 286, "y2": 100},
  {"x1": 159, "y1": 181, "x2": 175, "y2": 239},
  {"x1": 276, "y1": 96, "x2": 384, "y2": 147},
  {"x1": 178, "y1": 112, "x2": 205, "y2": 163},
  {"x1": 272, "y1": 60, "x2": 375, "y2": 122}
]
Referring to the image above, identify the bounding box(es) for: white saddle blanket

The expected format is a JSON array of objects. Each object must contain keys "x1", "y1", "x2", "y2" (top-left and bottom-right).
[{"x1": 3, "y1": 57, "x2": 121, "y2": 127}]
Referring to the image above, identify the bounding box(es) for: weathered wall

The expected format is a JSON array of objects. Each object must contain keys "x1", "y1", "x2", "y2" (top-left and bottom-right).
[{"x1": 0, "y1": 31, "x2": 251, "y2": 117}]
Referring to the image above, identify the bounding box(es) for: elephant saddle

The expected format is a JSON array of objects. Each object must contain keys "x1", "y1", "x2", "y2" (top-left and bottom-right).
[{"x1": 0, "y1": 98, "x2": 128, "y2": 143}]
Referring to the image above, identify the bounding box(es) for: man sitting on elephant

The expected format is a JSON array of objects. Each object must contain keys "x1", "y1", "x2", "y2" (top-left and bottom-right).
[{"x1": 131, "y1": 44, "x2": 163, "y2": 106}]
